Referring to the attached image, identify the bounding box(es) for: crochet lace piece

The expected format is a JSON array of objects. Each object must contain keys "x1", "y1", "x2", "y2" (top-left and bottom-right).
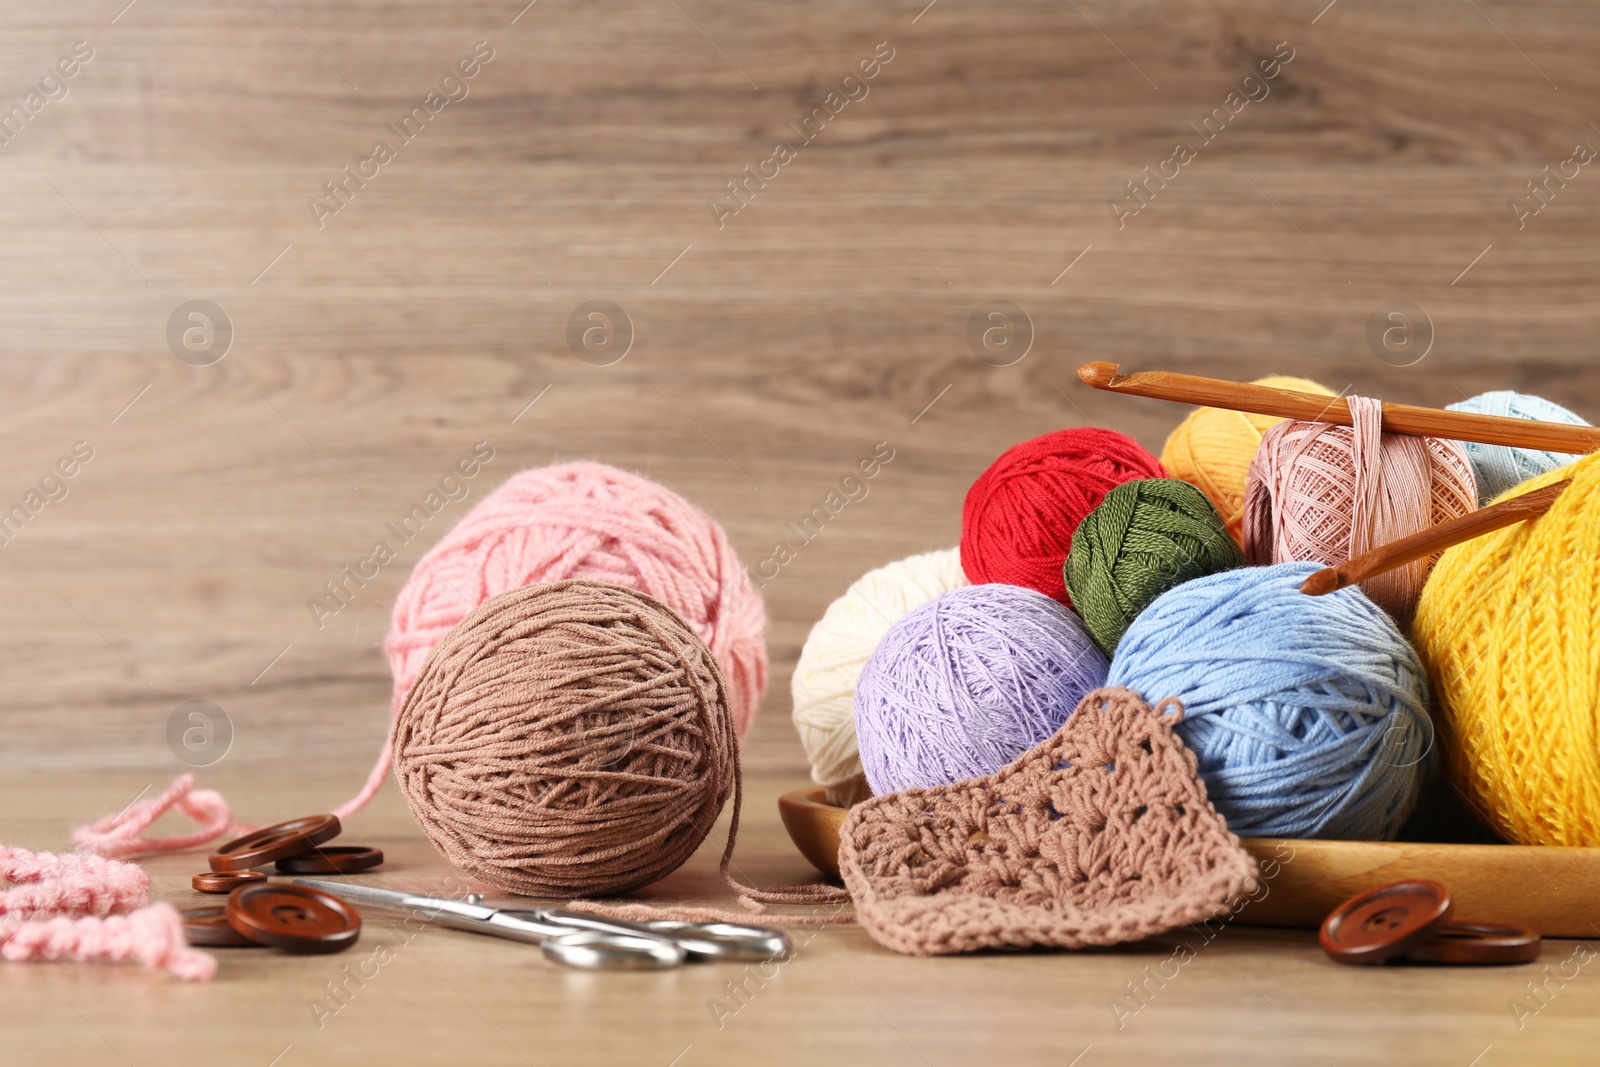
[{"x1": 839, "y1": 687, "x2": 1259, "y2": 956}]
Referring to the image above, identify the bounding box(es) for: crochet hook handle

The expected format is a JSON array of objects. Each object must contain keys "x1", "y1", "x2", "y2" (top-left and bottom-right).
[
  {"x1": 1301, "y1": 477, "x2": 1574, "y2": 596},
  {"x1": 1076, "y1": 363, "x2": 1600, "y2": 454}
]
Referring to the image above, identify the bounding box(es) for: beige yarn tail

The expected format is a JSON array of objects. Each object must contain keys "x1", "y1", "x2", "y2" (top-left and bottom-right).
[
  {"x1": 569, "y1": 749, "x2": 854, "y2": 925},
  {"x1": 560, "y1": 899, "x2": 855, "y2": 927},
  {"x1": 716, "y1": 761, "x2": 851, "y2": 909}
]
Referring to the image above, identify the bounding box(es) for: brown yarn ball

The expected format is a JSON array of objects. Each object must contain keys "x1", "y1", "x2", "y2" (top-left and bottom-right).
[{"x1": 390, "y1": 578, "x2": 737, "y2": 897}]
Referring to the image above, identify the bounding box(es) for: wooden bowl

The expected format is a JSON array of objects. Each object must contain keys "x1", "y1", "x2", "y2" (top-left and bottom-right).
[
  {"x1": 777, "y1": 787, "x2": 1600, "y2": 935},
  {"x1": 777, "y1": 787, "x2": 848, "y2": 879}
]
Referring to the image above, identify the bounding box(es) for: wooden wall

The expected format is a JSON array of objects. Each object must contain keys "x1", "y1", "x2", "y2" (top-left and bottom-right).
[{"x1": 1, "y1": 0, "x2": 1596, "y2": 792}]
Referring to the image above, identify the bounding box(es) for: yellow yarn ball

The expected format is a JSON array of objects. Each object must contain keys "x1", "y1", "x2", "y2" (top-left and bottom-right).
[
  {"x1": 792, "y1": 548, "x2": 968, "y2": 805},
  {"x1": 1413, "y1": 451, "x2": 1600, "y2": 846},
  {"x1": 1161, "y1": 375, "x2": 1337, "y2": 546}
]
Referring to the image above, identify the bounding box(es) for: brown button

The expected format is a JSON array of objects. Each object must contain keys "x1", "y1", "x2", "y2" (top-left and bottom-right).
[
  {"x1": 209, "y1": 814, "x2": 341, "y2": 872},
  {"x1": 274, "y1": 846, "x2": 384, "y2": 875},
  {"x1": 1320, "y1": 880, "x2": 1453, "y2": 965},
  {"x1": 225, "y1": 882, "x2": 361, "y2": 954},
  {"x1": 1404, "y1": 922, "x2": 1543, "y2": 966},
  {"x1": 182, "y1": 905, "x2": 265, "y2": 948},
  {"x1": 193, "y1": 870, "x2": 267, "y2": 894}
]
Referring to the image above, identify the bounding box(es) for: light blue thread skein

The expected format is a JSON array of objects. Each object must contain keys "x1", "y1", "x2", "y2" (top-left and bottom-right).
[
  {"x1": 1446, "y1": 390, "x2": 1590, "y2": 504},
  {"x1": 853, "y1": 583, "x2": 1109, "y2": 795},
  {"x1": 1107, "y1": 561, "x2": 1432, "y2": 840}
]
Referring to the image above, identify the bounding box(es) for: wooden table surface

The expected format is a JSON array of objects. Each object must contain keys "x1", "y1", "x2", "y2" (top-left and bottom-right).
[
  {"x1": 4, "y1": 0, "x2": 1600, "y2": 1062},
  {"x1": 8, "y1": 773, "x2": 1600, "y2": 1067}
]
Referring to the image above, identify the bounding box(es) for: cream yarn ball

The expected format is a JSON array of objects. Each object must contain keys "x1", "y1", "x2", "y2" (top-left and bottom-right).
[{"x1": 792, "y1": 548, "x2": 969, "y2": 804}]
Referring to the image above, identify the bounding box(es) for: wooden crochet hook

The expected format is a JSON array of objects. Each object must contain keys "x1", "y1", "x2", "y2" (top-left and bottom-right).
[
  {"x1": 1300, "y1": 477, "x2": 1573, "y2": 596},
  {"x1": 1076, "y1": 362, "x2": 1600, "y2": 454}
]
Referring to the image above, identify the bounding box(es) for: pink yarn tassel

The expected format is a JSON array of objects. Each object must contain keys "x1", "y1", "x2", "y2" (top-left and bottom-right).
[
  {"x1": 73, "y1": 774, "x2": 251, "y2": 860},
  {"x1": 2, "y1": 903, "x2": 216, "y2": 982}
]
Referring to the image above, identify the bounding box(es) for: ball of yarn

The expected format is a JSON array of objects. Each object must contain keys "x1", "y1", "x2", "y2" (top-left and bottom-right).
[
  {"x1": 961, "y1": 428, "x2": 1166, "y2": 604},
  {"x1": 792, "y1": 548, "x2": 969, "y2": 804},
  {"x1": 1413, "y1": 452, "x2": 1600, "y2": 846},
  {"x1": 854, "y1": 583, "x2": 1110, "y2": 795},
  {"x1": 1161, "y1": 375, "x2": 1337, "y2": 545},
  {"x1": 391, "y1": 579, "x2": 736, "y2": 896},
  {"x1": 1445, "y1": 390, "x2": 1590, "y2": 505},
  {"x1": 1243, "y1": 395, "x2": 1476, "y2": 623},
  {"x1": 385, "y1": 461, "x2": 766, "y2": 738},
  {"x1": 1064, "y1": 478, "x2": 1246, "y2": 657},
  {"x1": 1108, "y1": 562, "x2": 1432, "y2": 840}
]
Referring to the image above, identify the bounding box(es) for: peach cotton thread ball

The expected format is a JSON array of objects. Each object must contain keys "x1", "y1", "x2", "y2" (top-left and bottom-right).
[
  {"x1": 1242, "y1": 396, "x2": 1476, "y2": 624},
  {"x1": 333, "y1": 461, "x2": 766, "y2": 822},
  {"x1": 961, "y1": 428, "x2": 1166, "y2": 605},
  {"x1": 1160, "y1": 375, "x2": 1337, "y2": 546}
]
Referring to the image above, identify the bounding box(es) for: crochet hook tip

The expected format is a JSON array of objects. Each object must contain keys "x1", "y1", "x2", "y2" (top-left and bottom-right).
[
  {"x1": 1300, "y1": 569, "x2": 1343, "y2": 596},
  {"x1": 1077, "y1": 361, "x2": 1122, "y2": 388}
]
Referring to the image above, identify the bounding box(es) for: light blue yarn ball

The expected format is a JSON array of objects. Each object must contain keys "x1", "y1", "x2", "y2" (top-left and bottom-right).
[
  {"x1": 1107, "y1": 561, "x2": 1432, "y2": 840},
  {"x1": 1446, "y1": 390, "x2": 1590, "y2": 505}
]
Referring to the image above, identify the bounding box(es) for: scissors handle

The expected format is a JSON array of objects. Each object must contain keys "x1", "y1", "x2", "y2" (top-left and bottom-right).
[
  {"x1": 543, "y1": 931, "x2": 686, "y2": 970},
  {"x1": 538, "y1": 909, "x2": 792, "y2": 962},
  {"x1": 427, "y1": 913, "x2": 685, "y2": 969}
]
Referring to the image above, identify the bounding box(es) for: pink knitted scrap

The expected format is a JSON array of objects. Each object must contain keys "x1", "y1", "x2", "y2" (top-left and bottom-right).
[
  {"x1": 0, "y1": 846, "x2": 148, "y2": 920},
  {"x1": 0, "y1": 845, "x2": 214, "y2": 981},
  {"x1": 4, "y1": 903, "x2": 215, "y2": 982},
  {"x1": 838, "y1": 687, "x2": 1259, "y2": 956}
]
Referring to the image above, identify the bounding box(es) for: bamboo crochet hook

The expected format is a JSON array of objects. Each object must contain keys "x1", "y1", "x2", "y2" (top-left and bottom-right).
[
  {"x1": 1076, "y1": 362, "x2": 1600, "y2": 454},
  {"x1": 1300, "y1": 477, "x2": 1574, "y2": 596}
]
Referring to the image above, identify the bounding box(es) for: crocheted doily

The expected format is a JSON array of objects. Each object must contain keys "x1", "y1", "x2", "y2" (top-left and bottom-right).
[{"x1": 839, "y1": 686, "x2": 1259, "y2": 956}]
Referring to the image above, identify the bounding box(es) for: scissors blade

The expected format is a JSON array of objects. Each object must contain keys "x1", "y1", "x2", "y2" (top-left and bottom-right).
[
  {"x1": 290, "y1": 877, "x2": 498, "y2": 923},
  {"x1": 288, "y1": 878, "x2": 683, "y2": 967}
]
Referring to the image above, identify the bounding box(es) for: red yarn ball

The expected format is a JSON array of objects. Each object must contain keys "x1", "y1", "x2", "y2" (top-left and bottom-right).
[{"x1": 961, "y1": 428, "x2": 1167, "y2": 604}]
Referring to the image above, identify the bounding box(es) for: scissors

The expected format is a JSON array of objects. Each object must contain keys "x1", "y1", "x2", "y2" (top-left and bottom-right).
[{"x1": 291, "y1": 877, "x2": 791, "y2": 971}]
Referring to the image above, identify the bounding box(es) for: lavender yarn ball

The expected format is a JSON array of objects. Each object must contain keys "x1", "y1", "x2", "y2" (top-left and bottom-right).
[{"x1": 853, "y1": 583, "x2": 1110, "y2": 795}]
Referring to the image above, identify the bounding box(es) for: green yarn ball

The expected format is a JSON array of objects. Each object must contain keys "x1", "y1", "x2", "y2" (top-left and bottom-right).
[{"x1": 1064, "y1": 478, "x2": 1246, "y2": 657}]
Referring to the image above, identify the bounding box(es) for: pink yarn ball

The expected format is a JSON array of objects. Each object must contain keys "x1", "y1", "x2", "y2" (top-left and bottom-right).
[{"x1": 384, "y1": 462, "x2": 767, "y2": 737}]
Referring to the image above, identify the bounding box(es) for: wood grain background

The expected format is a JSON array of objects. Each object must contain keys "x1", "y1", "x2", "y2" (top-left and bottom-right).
[
  {"x1": 7, "y1": 5, "x2": 1600, "y2": 1064},
  {"x1": 3, "y1": 0, "x2": 1598, "y2": 802}
]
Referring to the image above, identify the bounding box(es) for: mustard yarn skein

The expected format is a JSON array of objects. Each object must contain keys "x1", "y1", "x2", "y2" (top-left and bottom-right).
[
  {"x1": 1161, "y1": 375, "x2": 1337, "y2": 546},
  {"x1": 1413, "y1": 451, "x2": 1600, "y2": 846}
]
